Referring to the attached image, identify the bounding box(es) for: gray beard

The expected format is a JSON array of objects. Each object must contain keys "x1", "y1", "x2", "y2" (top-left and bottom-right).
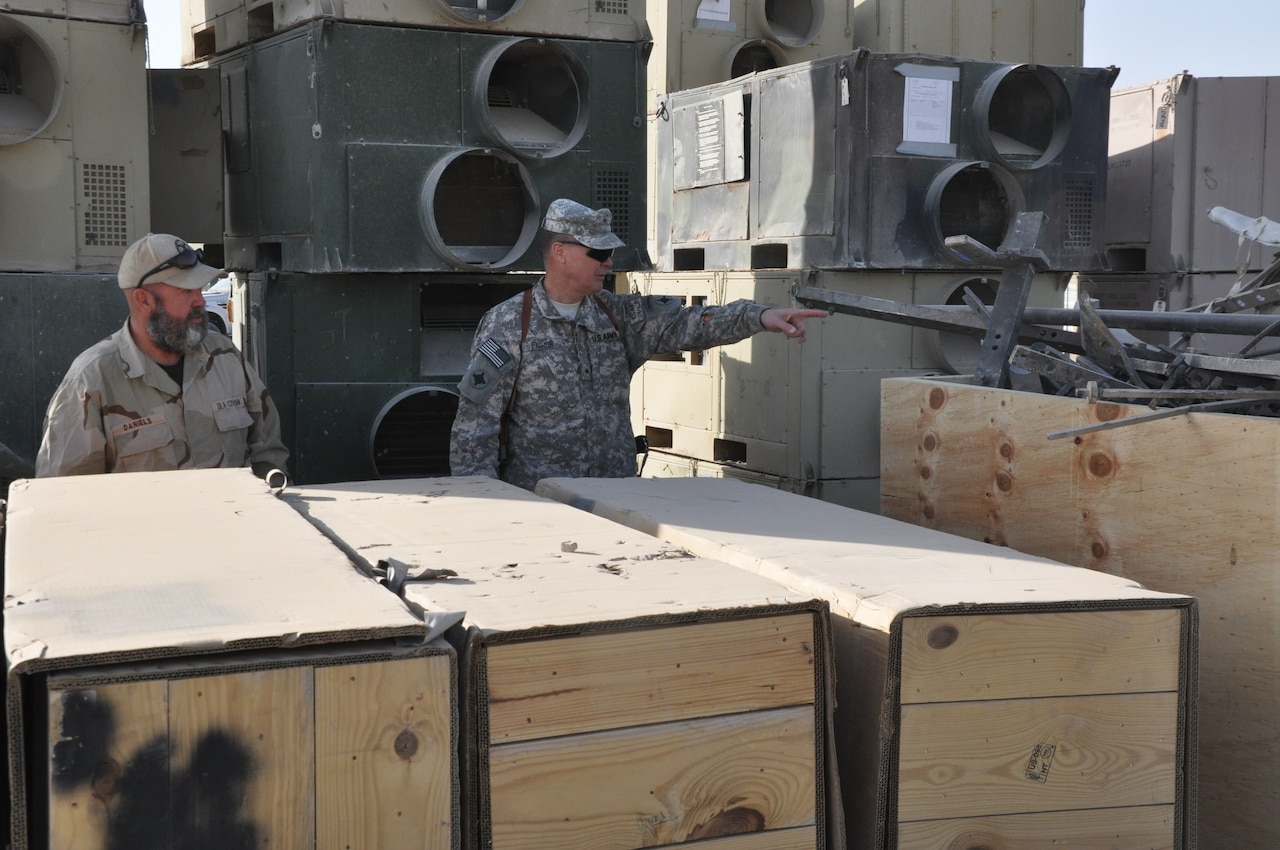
[{"x1": 148, "y1": 296, "x2": 208, "y2": 356}]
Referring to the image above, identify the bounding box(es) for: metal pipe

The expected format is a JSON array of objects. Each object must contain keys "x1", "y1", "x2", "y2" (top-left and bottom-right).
[
  {"x1": 1018, "y1": 306, "x2": 1280, "y2": 334},
  {"x1": 793, "y1": 285, "x2": 1280, "y2": 336}
]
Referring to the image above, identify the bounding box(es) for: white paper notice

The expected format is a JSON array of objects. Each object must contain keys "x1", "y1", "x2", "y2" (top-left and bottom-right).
[
  {"x1": 903, "y1": 76, "x2": 953, "y2": 145},
  {"x1": 696, "y1": 0, "x2": 732, "y2": 23}
]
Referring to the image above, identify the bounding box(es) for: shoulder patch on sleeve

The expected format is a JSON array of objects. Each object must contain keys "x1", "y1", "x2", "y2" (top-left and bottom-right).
[
  {"x1": 626, "y1": 300, "x2": 647, "y2": 325},
  {"x1": 477, "y1": 338, "x2": 513, "y2": 369}
]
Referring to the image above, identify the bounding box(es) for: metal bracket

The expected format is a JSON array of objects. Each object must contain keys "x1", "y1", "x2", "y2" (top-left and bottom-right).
[{"x1": 966, "y1": 212, "x2": 1051, "y2": 388}]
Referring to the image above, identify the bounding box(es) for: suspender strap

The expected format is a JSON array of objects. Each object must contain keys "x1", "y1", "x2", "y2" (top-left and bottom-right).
[
  {"x1": 497, "y1": 288, "x2": 617, "y2": 469},
  {"x1": 498, "y1": 289, "x2": 533, "y2": 468},
  {"x1": 591, "y1": 293, "x2": 619, "y2": 330}
]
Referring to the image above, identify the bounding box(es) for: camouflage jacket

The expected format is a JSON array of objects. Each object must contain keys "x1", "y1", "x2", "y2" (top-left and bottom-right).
[
  {"x1": 450, "y1": 281, "x2": 767, "y2": 491},
  {"x1": 36, "y1": 320, "x2": 290, "y2": 478}
]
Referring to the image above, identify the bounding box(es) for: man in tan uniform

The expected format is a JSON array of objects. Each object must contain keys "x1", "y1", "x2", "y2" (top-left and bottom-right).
[{"x1": 36, "y1": 233, "x2": 289, "y2": 481}]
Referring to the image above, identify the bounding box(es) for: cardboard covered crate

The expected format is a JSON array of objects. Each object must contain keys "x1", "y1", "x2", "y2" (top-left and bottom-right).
[
  {"x1": 3, "y1": 468, "x2": 457, "y2": 850},
  {"x1": 535, "y1": 476, "x2": 1198, "y2": 850},
  {"x1": 880, "y1": 374, "x2": 1278, "y2": 848},
  {"x1": 283, "y1": 475, "x2": 841, "y2": 850}
]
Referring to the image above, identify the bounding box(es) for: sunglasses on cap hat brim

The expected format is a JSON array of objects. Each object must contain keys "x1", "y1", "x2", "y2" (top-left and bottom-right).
[{"x1": 136, "y1": 245, "x2": 205, "y2": 288}]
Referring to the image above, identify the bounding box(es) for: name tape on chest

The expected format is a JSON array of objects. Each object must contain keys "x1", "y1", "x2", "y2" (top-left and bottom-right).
[{"x1": 111, "y1": 413, "x2": 168, "y2": 437}]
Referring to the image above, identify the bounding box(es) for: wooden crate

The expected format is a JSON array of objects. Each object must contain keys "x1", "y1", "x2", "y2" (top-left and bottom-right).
[
  {"x1": 880, "y1": 374, "x2": 1277, "y2": 849},
  {"x1": 534, "y1": 476, "x2": 1197, "y2": 850},
  {"x1": 3, "y1": 469, "x2": 450, "y2": 850},
  {"x1": 42, "y1": 641, "x2": 456, "y2": 850},
  {"x1": 284, "y1": 475, "x2": 842, "y2": 850}
]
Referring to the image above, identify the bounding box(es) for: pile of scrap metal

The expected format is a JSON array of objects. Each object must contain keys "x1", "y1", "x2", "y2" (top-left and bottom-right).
[{"x1": 797, "y1": 207, "x2": 1280, "y2": 439}]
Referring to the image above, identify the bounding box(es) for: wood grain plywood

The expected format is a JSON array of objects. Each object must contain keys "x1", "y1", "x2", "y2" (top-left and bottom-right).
[
  {"x1": 485, "y1": 613, "x2": 816, "y2": 743},
  {"x1": 38, "y1": 644, "x2": 457, "y2": 850},
  {"x1": 533, "y1": 475, "x2": 1195, "y2": 850},
  {"x1": 286, "y1": 476, "x2": 835, "y2": 850},
  {"x1": 899, "y1": 608, "x2": 1183, "y2": 703},
  {"x1": 882, "y1": 374, "x2": 1274, "y2": 847},
  {"x1": 897, "y1": 692, "x2": 1180, "y2": 821},
  {"x1": 488, "y1": 706, "x2": 817, "y2": 850},
  {"x1": 315, "y1": 656, "x2": 455, "y2": 850},
  {"x1": 47, "y1": 680, "x2": 169, "y2": 850},
  {"x1": 169, "y1": 667, "x2": 316, "y2": 849},
  {"x1": 896, "y1": 804, "x2": 1175, "y2": 850}
]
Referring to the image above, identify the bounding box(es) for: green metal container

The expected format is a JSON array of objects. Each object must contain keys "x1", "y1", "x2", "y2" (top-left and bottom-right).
[
  {"x1": 217, "y1": 21, "x2": 648, "y2": 274},
  {"x1": 0, "y1": 274, "x2": 123, "y2": 485}
]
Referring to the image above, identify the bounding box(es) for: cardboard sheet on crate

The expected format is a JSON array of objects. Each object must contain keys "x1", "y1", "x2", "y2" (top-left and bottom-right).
[
  {"x1": 534, "y1": 475, "x2": 1199, "y2": 850},
  {"x1": 2, "y1": 467, "x2": 439, "y2": 849},
  {"x1": 284, "y1": 475, "x2": 844, "y2": 850}
]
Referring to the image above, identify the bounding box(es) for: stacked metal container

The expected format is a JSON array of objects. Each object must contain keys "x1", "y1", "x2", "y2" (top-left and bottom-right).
[
  {"x1": 633, "y1": 0, "x2": 1110, "y2": 512},
  {"x1": 0, "y1": 2, "x2": 152, "y2": 484},
  {"x1": 173, "y1": 0, "x2": 651, "y2": 484},
  {"x1": 1085, "y1": 73, "x2": 1280, "y2": 353}
]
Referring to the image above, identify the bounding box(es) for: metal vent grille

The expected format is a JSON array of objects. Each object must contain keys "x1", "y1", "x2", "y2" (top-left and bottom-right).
[
  {"x1": 595, "y1": 169, "x2": 632, "y2": 241},
  {"x1": 594, "y1": 0, "x2": 629, "y2": 15},
  {"x1": 82, "y1": 163, "x2": 129, "y2": 247},
  {"x1": 372, "y1": 388, "x2": 459, "y2": 479},
  {"x1": 1064, "y1": 178, "x2": 1094, "y2": 249}
]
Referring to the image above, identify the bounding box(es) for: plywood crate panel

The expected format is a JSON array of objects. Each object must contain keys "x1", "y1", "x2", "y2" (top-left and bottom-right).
[
  {"x1": 43, "y1": 642, "x2": 456, "y2": 850},
  {"x1": 283, "y1": 475, "x2": 842, "y2": 850},
  {"x1": 3, "y1": 468, "x2": 442, "y2": 850},
  {"x1": 534, "y1": 476, "x2": 1197, "y2": 850},
  {"x1": 880, "y1": 374, "x2": 1276, "y2": 848}
]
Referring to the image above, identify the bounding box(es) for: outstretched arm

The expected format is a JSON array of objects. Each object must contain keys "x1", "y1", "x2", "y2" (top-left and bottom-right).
[{"x1": 759, "y1": 307, "x2": 830, "y2": 343}]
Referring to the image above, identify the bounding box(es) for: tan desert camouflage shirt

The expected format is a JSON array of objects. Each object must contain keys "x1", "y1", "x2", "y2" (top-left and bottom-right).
[
  {"x1": 450, "y1": 282, "x2": 767, "y2": 491},
  {"x1": 36, "y1": 320, "x2": 289, "y2": 478}
]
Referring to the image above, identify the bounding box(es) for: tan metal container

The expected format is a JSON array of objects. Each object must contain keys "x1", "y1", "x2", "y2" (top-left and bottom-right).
[
  {"x1": 850, "y1": 0, "x2": 1084, "y2": 66},
  {"x1": 1107, "y1": 74, "x2": 1280, "y2": 274},
  {"x1": 0, "y1": 13, "x2": 150, "y2": 272}
]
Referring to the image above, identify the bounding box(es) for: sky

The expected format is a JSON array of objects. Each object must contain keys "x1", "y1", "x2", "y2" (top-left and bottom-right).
[{"x1": 144, "y1": 0, "x2": 1280, "y2": 86}]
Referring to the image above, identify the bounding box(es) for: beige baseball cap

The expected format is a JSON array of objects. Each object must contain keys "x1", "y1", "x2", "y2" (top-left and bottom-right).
[{"x1": 118, "y1": 233, "x2": 222, "y2": 290}]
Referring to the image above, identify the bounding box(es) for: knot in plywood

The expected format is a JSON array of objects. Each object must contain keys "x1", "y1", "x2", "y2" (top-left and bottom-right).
[
  {"x1": 394, "y1": 728, "x2": 420, "y2": 760},
  {"x1": 1081, "y1": 447, "x2": 1116, "y2": 480},
  {"x1": 927, "y1": 624, "x2": 960, "y2": 650},
  {"x1": 688, "y1": 806, "x2": 766, "y2": 838},
  {"x1": 1094, "y1": 402, "x2": 1123, "y2": 422}
]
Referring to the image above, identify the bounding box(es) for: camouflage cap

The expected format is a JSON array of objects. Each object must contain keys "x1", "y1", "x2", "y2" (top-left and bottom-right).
[{"x1": 542, "y1": 198, "x2": 626, "y2": 250}]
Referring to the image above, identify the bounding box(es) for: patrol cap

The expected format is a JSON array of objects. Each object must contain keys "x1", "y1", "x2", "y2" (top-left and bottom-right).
[
  {"x1": 118, "y1": 233, "x2": 222, "y2": 290},
  {"x1": 542, "y1": 198, "x2": 626, "y2": 250}
]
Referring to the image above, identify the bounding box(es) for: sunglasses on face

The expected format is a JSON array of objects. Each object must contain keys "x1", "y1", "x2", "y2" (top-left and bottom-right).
[
  {"x1": 137, "y1": 243, "x2": 203, "y2": 288},
  {"x1": 562, "y1": 241, "x2": 613, "y2": 263}
]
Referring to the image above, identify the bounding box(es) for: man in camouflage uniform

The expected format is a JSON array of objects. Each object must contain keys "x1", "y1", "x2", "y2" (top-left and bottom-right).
[
  {"x1": 450, "y1": 198, "x2": 828, "y2": 491},
  {"x1": 36, "y1": 233, "x2": 289, "y2": 481}
]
